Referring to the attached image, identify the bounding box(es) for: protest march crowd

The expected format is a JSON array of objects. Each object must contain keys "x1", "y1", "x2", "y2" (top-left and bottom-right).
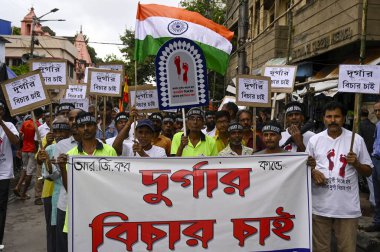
[{"x1": 0, "y1": 98, "x2": 379, "y2": 251}]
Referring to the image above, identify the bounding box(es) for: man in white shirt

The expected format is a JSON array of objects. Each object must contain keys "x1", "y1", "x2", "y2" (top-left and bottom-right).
[
  {"x1": 280, "y1": 101, "x2": 314, "y2": 152},
  {"x1": 306, "y1": 101, "x2": 372, "y2": 252},
  {"x1": 130, "y1": 119, "x2": 166, "y2": 157},
  {"x1": 107, "y1": 112, "x2": 133, "y2": 156},
  {"x1": 0, "y1": 100, "x2": 20, "y2": 249},
  {"x1": 202, "y1": 111, "x2": 216, "y2": 137}
]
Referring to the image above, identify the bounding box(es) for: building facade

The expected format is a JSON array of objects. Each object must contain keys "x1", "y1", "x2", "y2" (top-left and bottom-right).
[
  {"x1": 226, "y1": 0, "x2": 380, "y2": 121},
  {"x1": 3, "y1": 8, "x2": 93, "y2": 84}
]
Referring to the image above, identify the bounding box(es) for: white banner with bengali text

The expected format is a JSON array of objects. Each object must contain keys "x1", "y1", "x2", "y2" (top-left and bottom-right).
[{"x1": 68, "y1": 154, "x2": 311, "y2": 252}]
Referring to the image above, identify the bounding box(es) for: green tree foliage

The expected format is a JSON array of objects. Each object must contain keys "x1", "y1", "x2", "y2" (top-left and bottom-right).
[
  {"x1": 119, "y1": 28, "x2": 155, "y2": 85},
  {"x1": 180, "y1": 0, "x2": 226, "y2": 24},
  {"x1": 103, "y1": 54, "x2": 125, "y2": 64},
  {"x1": 10, "y1": 64, "x2": 29, "y2": 76},
  {"x1": 12, "y1": 26, "x2": 21, "y2": 35},
  {"x1": 180, "y1": 0, "x2": 227, "y2": 102}
]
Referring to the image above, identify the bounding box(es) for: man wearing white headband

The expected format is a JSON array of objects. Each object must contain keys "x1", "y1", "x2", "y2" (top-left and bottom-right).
[
  {"x1": 219, "y1": 122, "x2": 253, "y2": 156},
  {"x1": 171, "y1": 108, "x2": 217, "y2": 157},
  {"x1": 256, "y1": 120, "x2": 287, "y2": 154},
  {"x1": 280, "y1": 101, "x2": 314, "y2": 152}
]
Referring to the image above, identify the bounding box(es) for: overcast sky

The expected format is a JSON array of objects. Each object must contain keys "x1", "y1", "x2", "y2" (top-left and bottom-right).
[{"x1": 1, "y1": 0, "x2": 181, "y2": 59}]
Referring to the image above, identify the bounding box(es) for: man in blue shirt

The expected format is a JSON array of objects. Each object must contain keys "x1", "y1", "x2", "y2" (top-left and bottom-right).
[{"x1": 366, "y1": 101, "x2": 380, "y2": 232}]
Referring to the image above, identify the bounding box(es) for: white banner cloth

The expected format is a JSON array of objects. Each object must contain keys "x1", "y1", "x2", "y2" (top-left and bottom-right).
[{"x1": 68, "y1": 153, "x2": 311, "y2": 252}]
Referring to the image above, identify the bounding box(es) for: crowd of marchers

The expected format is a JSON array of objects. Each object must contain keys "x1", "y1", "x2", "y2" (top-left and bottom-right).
[{"x1": 0, "y1": 98, "x2": 379, "y2": 252}]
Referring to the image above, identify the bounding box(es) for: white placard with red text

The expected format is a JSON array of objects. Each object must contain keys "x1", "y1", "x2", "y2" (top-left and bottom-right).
[{"x1": 68, "y1": 154, "x2": 311, "y2": 252}]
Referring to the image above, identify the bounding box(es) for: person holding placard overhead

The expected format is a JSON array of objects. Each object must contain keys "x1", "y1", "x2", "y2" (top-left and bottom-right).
[
  {"x1": 306, "y1": 101, "x2": 372, "y2": 252},
  {"x1": 237, "y1": 109, "x2": 265, "y2": 152},
  {"x1": 107, "y1": 112, "x2": 134, "y2": 156},
  {"x1": 171, "y1": 108, "x2": 218, "y2": 157},
  {"x1": 0, "y1": 100, "x2": 20, "y2": 250},
  {"x1": 280, "y1": 101, "x2": 315, "y2": 152}
]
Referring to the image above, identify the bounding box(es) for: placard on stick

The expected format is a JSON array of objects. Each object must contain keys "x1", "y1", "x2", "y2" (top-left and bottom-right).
[
  {"x1": 263, "y1": 65, "x2": 297, "y2": 93},
  {"x1": 155, "y1": 38, "x2": 209, "y2": 110},
  {"x1": 88, "y1": 68, "x2": 123, "y2": 97},
  {"x1": 97, "y1": 63, "x2": 124, "y2": 72},
  {"x1": 30, "y1": 58, "x2": 68, "y2": 89},
  {"x1": 1, "y1": 70, "x2": 50, "y2": 116},
  {"x1": 236, "y1": 75, "x2": 271, "y2": 107},
  {"x1": 65, "y1": 85, "x2": 87, "y2": 99},
  {"x1": 128, "y1": 85, "x2": 159, "y2": 112},
  {"x1": 338, "y1": 64, "x2": 380, "y2": 94},
  {"x1": 60, "y1": 98, "x2": 89, "y2": 112}
]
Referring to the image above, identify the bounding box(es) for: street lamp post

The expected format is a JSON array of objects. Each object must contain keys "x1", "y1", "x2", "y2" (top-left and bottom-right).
[{"x1": 30, "y1": 8, "x2": 65, "y2": 58}]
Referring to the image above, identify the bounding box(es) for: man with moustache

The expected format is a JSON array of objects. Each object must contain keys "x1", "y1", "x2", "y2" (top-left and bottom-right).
[
  {"x1": 219, "y1": 122, "x2": 253, "y2": 156},
  {"x1": 202, "y1": 111, "x2": 216, "y2": 137},
  {"x1": 280, "y1": 101, "x2": 314, "y2": 152},
  {"x1": 171, "y1": 108, "x2": 218, "y2": 157},
  {"x1": 255, "y1": 120, "x2": 287, "y2": 154},
  {"x1": 237, "y1": 109, "x2": 265, "y2": 152},
  {"x1": 306, "y1": 101, "x2": 372, "y2": 252}
]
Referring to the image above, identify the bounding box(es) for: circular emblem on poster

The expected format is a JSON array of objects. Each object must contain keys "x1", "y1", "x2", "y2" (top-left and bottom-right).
[{"x1": 167, "y1": 20, "x2": 189, "y2": 35}]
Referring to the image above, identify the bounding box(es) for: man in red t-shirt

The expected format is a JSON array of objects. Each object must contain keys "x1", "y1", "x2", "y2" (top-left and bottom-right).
[{"x1": 13, "y1": 115, "x2": 40, "y2": 199}]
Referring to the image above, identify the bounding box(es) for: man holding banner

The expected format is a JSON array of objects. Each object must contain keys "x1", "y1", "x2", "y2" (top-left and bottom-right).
[
  {"x1": 306, "y1": 101, "x2": 372, "y2": 252},
  {"x1": 256, "y1": 120, "x2": 287, "y2": 154}
]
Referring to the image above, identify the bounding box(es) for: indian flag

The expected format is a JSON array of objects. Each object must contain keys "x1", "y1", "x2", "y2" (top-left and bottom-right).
[{"x1": 135, "y1": 3, "x2": 234, "y2": 75}]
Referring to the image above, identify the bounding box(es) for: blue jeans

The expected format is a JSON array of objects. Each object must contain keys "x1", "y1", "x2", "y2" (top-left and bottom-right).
[{"x1": 372, "y1": 157, "x2": 380, "y2": 225}]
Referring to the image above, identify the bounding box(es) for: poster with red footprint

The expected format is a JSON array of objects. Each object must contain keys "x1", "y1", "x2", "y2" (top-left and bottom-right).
[{"x1": 155, "y1": 38, "x2": 208, "y2": 110}]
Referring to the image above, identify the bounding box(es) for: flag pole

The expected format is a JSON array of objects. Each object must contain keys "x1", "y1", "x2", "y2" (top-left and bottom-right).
[
  {"x1": 134, "y1": 60, "x2": 138, "y2": 142},
  {"x1": 102, "y1": 98, "x2": 106, "y2": 143},
  {"x1": 350, "y1": 0, "x2": 367, "y2": 151},
  {"x1": 182, "y1": 108, "x2": 187, "y2": 136}
]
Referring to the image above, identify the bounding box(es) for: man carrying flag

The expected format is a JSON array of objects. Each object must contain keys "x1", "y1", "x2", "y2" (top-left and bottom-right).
[{"x1": 135, "y1": 3, "x2": 234, "y2": 75}]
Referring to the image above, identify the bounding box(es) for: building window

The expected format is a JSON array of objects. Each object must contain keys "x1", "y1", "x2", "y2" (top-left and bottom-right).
[{"x1": 68, "y1": 63, "x2": 74, "y2": 78}]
